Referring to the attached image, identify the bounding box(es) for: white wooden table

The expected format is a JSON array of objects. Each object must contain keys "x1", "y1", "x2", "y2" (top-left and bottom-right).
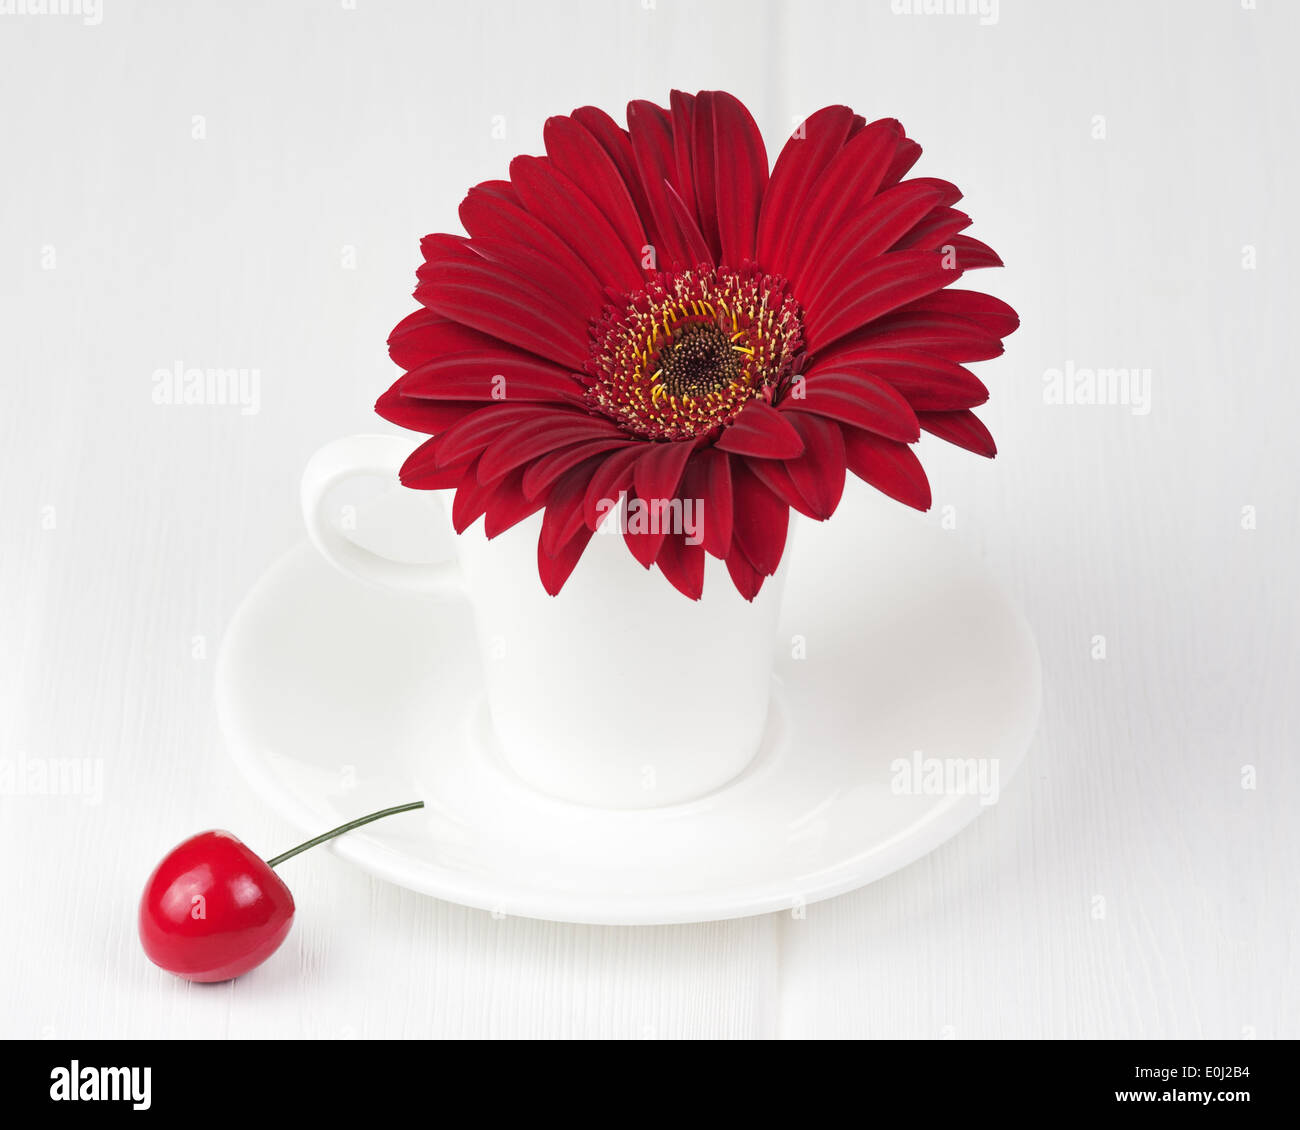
[{"x1": 2, "y1": 0, "x2": 1296, "y2": 1039}]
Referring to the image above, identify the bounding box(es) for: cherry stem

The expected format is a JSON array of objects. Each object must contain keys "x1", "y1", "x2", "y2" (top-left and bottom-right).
[{"x1": 265, "y1": 801, "x2": 425, "y2": 869}]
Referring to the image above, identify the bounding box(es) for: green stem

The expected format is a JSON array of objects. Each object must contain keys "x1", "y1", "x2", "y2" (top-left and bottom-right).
[{"x1": 266, "y1": 801, "x2": 424, "y2": 868}]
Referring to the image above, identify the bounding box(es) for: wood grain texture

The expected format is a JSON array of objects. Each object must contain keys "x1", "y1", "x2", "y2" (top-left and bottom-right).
[{"x1": 1, "y1": 0, "x2": 1295, "y2": 1039}]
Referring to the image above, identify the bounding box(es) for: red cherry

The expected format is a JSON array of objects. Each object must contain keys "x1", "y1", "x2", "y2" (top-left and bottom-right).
[
  {"x1": 139, "y1": 830, "x2": 294, "y2": 982},
  {"x1": 138, "y1": 802, "x2": 423, "y2": 982}
]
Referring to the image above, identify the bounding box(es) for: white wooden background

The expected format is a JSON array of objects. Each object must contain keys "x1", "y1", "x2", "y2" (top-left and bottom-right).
[{"x1": 2, "y1": 0, "x2": 1296, "y2": 1039}]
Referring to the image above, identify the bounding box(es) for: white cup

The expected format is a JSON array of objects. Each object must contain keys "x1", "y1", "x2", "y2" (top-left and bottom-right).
[{"x1": 302, "y1": 434, "x2": 789, "y2": 809}]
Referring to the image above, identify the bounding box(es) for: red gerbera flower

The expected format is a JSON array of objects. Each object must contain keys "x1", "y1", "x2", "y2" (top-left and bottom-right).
[{"x1": 378, "y1": 90, "x2": 1017, "y2": 600}]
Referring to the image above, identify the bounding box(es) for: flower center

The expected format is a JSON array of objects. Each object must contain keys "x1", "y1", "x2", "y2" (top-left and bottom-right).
[{"x1": 584, "y1": 266, "x2": 803, "y2": 441}]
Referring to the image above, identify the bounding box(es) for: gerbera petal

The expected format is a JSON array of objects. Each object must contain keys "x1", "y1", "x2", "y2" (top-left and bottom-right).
[
  {"x1": 780, "y1": 118, "x2": 901, "y2": 287},
  {"x1": 715, "y1": 398, "x2": 804, "y2": 459},
  {"x1": 789, "y1": 368, "x2": 920, "y2": 441},
  {"x1": 943, "y1": 234, "x2": 1005, "y2": 270},
  {"x1": 665, "y1": 180, "x2": 715, "y2": 266},
  {"x1": 690, "y1": 90, "x2": 722, "y2": 260},
  {"x1": 756, "y1": 104, "x2": 855, "y2": 273},
  {"x1": 450, "y1": 458, "x2": 494, "y2": 532},
  {"x1": 627, "y1": 99, "x2": 690, "y2": 269},
  {"x1": 622, "y1": 489, "x2": 670, "y2": 569},
  {"x1": 434, "y1": 404, "x2": 563, "y2": 468},
  {"x1": 398, "y1": 351, "x2": 585, "y2": 405},
  {"x1": 634, "y1": 438, "x2": 697, "y2": 506},
  {"x1": 881, "y1": 136, "x2": 923, "y2": 188},
  {"x1": 463, "y1": 178, "x2": 518, "y2": 207},
  {"x1": 540, "y1": 458, "x2": 605, "y2": 557},
  {"x1": 669, "y1": 90, "x2": 699, "y2": 232},
  {"x1": 397, "y1": 436, "x2": 469, "y2": 491},
  {"x1": 458, "y1": 182, "x2": 604, "y2": 296},
  {"x1": 656, "y1": 530, "x2": 705, "y2": 601},
  {"x1": 730, "y1": 458, "x2": 790, "y2": 576},
  {"x1": 418, "y1": 231, "x2": 472, "y2": 263},
  {"x1": 583, "y1": 444, "x2": 645, "y2": 531},
  {"x1": 796, "y1": 180, "x2": 954, "y2": 314},
  {"x1": 842, "y1": 429, "x2": 932, "y2": 510},
  {"x1": 538, "y1": 524, "x2": 595, "y2": 596},
  {"x1": 803, "y1": 250, "x2": 962, "y2": 354},
  {"x1": 483, "y1": 467, "x2": 546, "y2": 539},
  {"x1": 746, "y1": 451, "x2": 822, "y2": 520},
  {"x1": 679, "y1": 446, "x2": 733, "y2": 559},
  {"x1": 543, "y1": 113, "x2": 649, "y2": 268},
  {"x1": 522, "y1": 438, "x2": 634, "y2": 501},
  {"x1": 780, "y1": 412, "x2": 847, "y2": 520},
  {"x1": 509, "y1": 155, "x2": 645, "y2": 292},
  {"x1": 902, "y1": 290, "x2": 1020, "y2": 339},
  {"x1": 398, "y1": 430, "x2": 475, "y2": 479},
  {"x1": 905, "y1": 176, "x2": 964, "y2": 207},
  {"x1": 388, "y1": 309, "x2": 500, "y2": 371},
  {"x1": 711, "y1": 91, "x2": 768, "y2": 267},
  {"x1": 416, "y1": 256, "x2": 589, "y2": 369},
  {"x1": 376, "y1": 383, "x2": 480, "y2": 437},
  {"x1": 822, "y1": 310, "x2": 1005, "y2": 363},
  {"x1": 477, "y1": 416, "x2": 627, "y2": 483},
  {"x1": 811, "y1": 347, "x2": 989, "y2": 411},
  {"x1": 893, "y1": 206, "x2": 972, "y2": 252},
  {"x1": 465, "y1": 234, "x2": 605, "y2": 315},
  {"x1": 570, "y1": 105, "x2": 656, "y2": 243},
  {"x1": 725, "y1": 546, "x2": 767, "y2": 602},
  {"x1": 919, "y1": 409, "x2": 997, "y2": 457}
]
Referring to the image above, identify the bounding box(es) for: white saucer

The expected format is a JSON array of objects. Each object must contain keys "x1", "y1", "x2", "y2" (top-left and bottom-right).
[{"x1": 216, "y1": 482, "x2": 1040, "y2": 925}]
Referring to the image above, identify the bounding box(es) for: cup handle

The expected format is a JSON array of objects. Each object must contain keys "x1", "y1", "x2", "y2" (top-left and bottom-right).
[{"x1": 301, "y1": 434, "x2": 464, "y2": 596}]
